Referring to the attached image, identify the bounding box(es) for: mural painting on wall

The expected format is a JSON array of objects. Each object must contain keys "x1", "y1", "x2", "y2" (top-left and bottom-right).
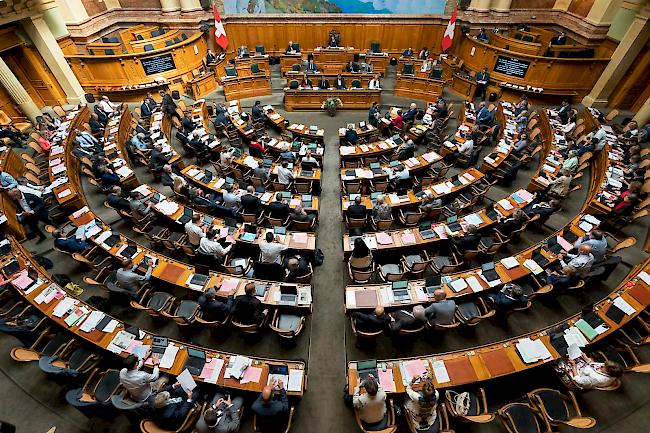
[{"x1": 221, "y1": 0, "x2": 447, "y2": 14}]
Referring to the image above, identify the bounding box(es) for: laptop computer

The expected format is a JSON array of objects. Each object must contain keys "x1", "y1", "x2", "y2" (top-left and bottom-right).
[
  {"x1": 278, "y1": 285, "x2": 298, "y2": 305},
  {"x1": 274, "y1": 226, "x2": 286, "y2": 235},
  {"x1": 2, "y1": 260, "x2": 20, "y2": 278},
  {"x1": 359, "y1": 121, "x2": 368, "y2": 130},
  {"x1": 151, "y1": 336, "x2": 168, "y2": 354},
  {"x1": 482, "y1": 262, "x2": 499, "y2": 282},
  {"x1": 425, "y1": 275, "x2": 442, "y2": 295},
  {"x1": 255, "y1": 283, "x2": 268, "y2": 297},
  {"x1": 420, "y1": 229, "x2": 436, "y2": 240},
  {"x1": 120, "y1": 244, "x2": 138, "y2": 259},
  {"x1": 178, "y1": 207, "x2": 193, "y2": 225},
  {"x1": 392, "y1": 280, "x2": 410, "y2": 302},
  {"x1": 104, "y1": 234, "x2": 120, "y2": 248},
  {"x1": 189, "y1": 273, "x2": 210, "y2": 288},
  {"x1": 357, "y1": 359, "x2": 378, "y2": 382},
  {"x1": 184, "y1": 348, "x2": 206, "y2": 375}
]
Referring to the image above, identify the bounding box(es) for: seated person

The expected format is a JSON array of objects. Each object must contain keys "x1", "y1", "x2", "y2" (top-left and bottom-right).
[
  {"x1": 161, "y1": 164, "x2": 180, "y2": 189},
  {"x1": 291, "y1": 204, "x2": 316, "y2": 224},
  {"x1": 116, "y1": 258, "x2": 153, "y2": 297},
  {"x1": 547, "y1": 170, "x2": 572, "y2": 198},
  {"x1": 222, "y1": 184, "x2": 241, "y2": 211},
  {"x1": 404, "y1": 378, "x2": 439, "y2": 431},
  {"x1": 403, "y1": 47, "x2": 414, "y2": 57},
  {"x1": 251, "y1": 381, "x2": 289, "y2": 433},
  {"x1": 523, "y1": 199, "x2": 561, "y2": 219},
  {"x1": 424, "y1": 290, "x2": 456, "y2": 325},
  {"x1": 285, "y1": 40, "x2": 297, "y2": 54},
  {"x1": 150, "y1": 382, "x2": 200, "y2": 431},
  {"x1": 119, "y1": 352, "x2": 162, "y2": 402},
  {"x1": 107, "y1": 186, "x2": 131, "y2": 211},
  {"x1": 476, "y1": 28, "x2": 490, "y2": 42},
  {"x1": 52, "y1": 228, "x2": 90, "y2": 254},
  {"x1": 149, "y1": 144, "x2": 171, "y2": 173},
  {"x1": 550, "y1": 31, "x2": 567, "y2": 45},
  {"x1": 334, "y1": 74, "x2": 347, "y2": 89},
  {"x1": 306, "y1": 59, "x2": 318, "y2": 73},
  {"x1": 396, "y1": 139, "x2": 415, "y2": 160},
  {"x1": 451, "y1": 225, "x2": 481, "y2": 251},
  {"x1": 260, "y1": 232, "x2": 288, "y2": 264},
  {"x1": 299, "y1": 73, "x2": 312, "y2": 88},
  {"x1": 284, "y1": 256, "x2": 311, "y2": 282},
  {"x1": 546, "y1": 245, "x2": 594, "y2": 287},
  {"x1": 349, "y1": 238, "x2": 373, "y2": 271},
  {"x1": 344, "y1": 124, "x2": 358, "y2": 145},
  {"x1": 98, "y1": 165, "x2": 121, "y2": 190},
  {"x1": 495, "y1": 209, "x2": 527, "y2": 234},
  {"x1": 488, "y1": 283, "x2": 528, "y2": 313},
  {"x1": 129, "y1": 191, "x2": 155, "y2": 222},
  {"x1": 317, "y1": 77, "x2": 330, "y2": 89},
  {"x1": 419, "y1": 195, "x2": 442, "y2": 214},
  {"x1": 276, "y1": 161, "x2": 294, "y2": 186},
  {"x1": 185, "y1": 214, "x2": 206, "y2": 248},
  {"x1": 197, "y1": 228, "x2": 232, "y2": 264},
  {"x1": 368, "y1": 102, "x2": 381, "y2": 126},
  {"x1": 513, "y1": 132, "x2": 530, "y2": 155},
  {"x1": 574, "y1": 230, "x2": 607, "y2": 263},
  {"x1": 300, "y1": 150, "x2": 319, "y2": 169},
  {"x1": 351, "y1": 306, "x2": 389, "y2": 333},
  {"x1": 555, "y1": 353, "x2": 623, "y2": 390},
  {"x1": 388, "y1": 305, "x2": 426, "y2": 332},
  {"x1": 390, "y1": 110, "x2": 404, "y2": 129},
  {"x1": 131, "y1": 132, "x2": 150, "y2": 151},
  {"x1": 233, "y1": 283, "x2": 266, "y2": 325},
  {"x1": 269, "y1": 192, "x2": 291, "y2": 221},
  {"x1": 198, "y1": 287, "x2": 233, "y2": 321},
  {"x1": 347, "y1": 196, "x2": 367, "y2": 220},
  {"x1": 195, "y1": 392, "x2": 244, "y2": 433},
  {"x1": 252, "y1": 100, "x2": 266, "y2": 122},
  {"x1": 371, "y1": 195, "x2": 392, "y2": 221},
  {"x1": 418, "y1": 47, "x2": 430, "y2": 59},
  {"x1": 241, "y1": 185, "x2": 263, "y2": 215},
  {"x1": 353, "y1": 375, "x2": 388, "y2": 431},
  {"x1": 402, "y1": 103, "x2": 418, "y2": 123}
]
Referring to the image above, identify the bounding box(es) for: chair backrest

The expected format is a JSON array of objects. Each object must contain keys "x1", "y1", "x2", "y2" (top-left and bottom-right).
[
  {"x1": 289, "y1": 79, "x2": 299, "y2": 89},
  {"x1": 403, "y1": 63, "x2": 414, "y2": 75},
  {"x1": 352, "y1": 79, "x2": 361, "y2": 88},
  {"x1": 225, "y1": 67, "x2": 237, "y2": 77},
  {"x1": 143, "y1": 44, "x2": 154, "y2": 51},
  {"x1": 251, "y1": 63, "x2": 260, "y2": 74}
]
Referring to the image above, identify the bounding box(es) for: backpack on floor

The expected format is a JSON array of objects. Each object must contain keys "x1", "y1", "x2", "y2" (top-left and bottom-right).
[{"x1": 314, "y1": 248, "x2": 324, "y2": 266}]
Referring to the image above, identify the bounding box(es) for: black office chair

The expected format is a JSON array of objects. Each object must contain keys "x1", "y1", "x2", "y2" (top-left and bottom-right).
[{"x1": 144, "y1": 44, "x2": 154, "y2": 51}]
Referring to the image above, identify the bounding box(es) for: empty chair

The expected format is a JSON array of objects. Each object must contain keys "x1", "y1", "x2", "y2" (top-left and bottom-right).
[
  {"x1": 527, "y1": 388, "x2": 596, "y2": 428},
  {"x1": 162, "y1": 299, "x2": 200, "y2": 327},
  {"x1": 498, "y1": 402, "x2": 552, "y2": 433},
  {"x1": 269, "y1": 310, "x2": 305, "y2": 339},
  {"x1": 65, "y1": 368, "x2": 121, "y2": 411},
  {"x1": 401, "y1": 251, "x2": 431, "y2": 278},
  {"x1": 378, "y1": 263, "x2": 407, "y2": 282},
  {"x1": 130, "y1": 289, "x2": 175, "y2": 318},
  {"x1": 455, "y1": 298, "x2": 496, "y2": 326}
]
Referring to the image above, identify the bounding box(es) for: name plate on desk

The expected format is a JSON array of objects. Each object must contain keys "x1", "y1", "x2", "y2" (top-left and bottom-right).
[
  {"x1": 142, "y1": 54, "x2": 176, "y2": 76},
  {"x1": 493, "y1": 55, "x2": 530, "y2": 79}
]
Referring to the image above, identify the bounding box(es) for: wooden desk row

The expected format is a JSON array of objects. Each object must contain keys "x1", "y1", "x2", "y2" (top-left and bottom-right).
[
  {"x1": 221, "y1": 76, "x2": 272, "y2": 103},
  {"x1": 339, "y1": 150, "x2": 443, "y2": 182},
  {"x1": 233, "y1": 153, "x2": 322, "y2": 186},
  {"x1": 4, "y1": 240, "x2": 307, "y2": 396},
  {"x1": 131, "y1": 184, "x2": 316, "y2": 252},
  {"x1": 347, "y1": 258, "x2": 650, "y2": 393},
  {"x1": 286, "y1": 72, "x2": 377, "y2": 89},
  {"x1": 478, "y1": 102, "x2": 515, "y2": 173},
  {"x1": 70, "y1": 207, "x2": 313, "y2": 311},
  {"x1": 394, "y1": 75, "x2": 445, "y2": 101},
  {"x1": 338, "y1": 122, "x2": 378, "y2": 145},
  {"x1": 339, "y1": 137, "x2": 397, "y2": 161},
  {"x1": 284, "y1": 89, "x2": 381, "y2": 112},
  {"x1": 341, "y1": 188, "x2": 535, "y2": 256},
  {"x1": 260, "y1": 137, "x2": 324, "y2": 162},
  {"x1": 380, "y1": 106, "x2": 439, "y2": 143},
  {"x1": 280, "y1": 50, "x2": 389, "y2": 76},
  {"x1": 180, "y1": 165, "x2": 320, "y2": 215}
]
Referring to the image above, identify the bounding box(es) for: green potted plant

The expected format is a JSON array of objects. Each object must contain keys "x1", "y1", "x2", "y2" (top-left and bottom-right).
[{"x1": 321, "y1": 97, "x2": 343, "y2": 117}]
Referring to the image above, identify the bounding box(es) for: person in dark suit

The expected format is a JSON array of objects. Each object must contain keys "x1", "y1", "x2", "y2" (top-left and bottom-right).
[
  {"x1": 306, "y1": 59, "x2": 318, "y2": 73},
  {"x1": 140, "y1": 97, "x2": 154, "y2": 118},
  {"x1": 285, "y1": 41, "x2": 297, "y2": 53},
  {"x1": 206, "y1": 49, "x2": 217, "y2": 64},
  {"x1": 556, "y1": 101, "x2": 572, "y2": 124},
  {"x1": 488, "y1": 283, "x2": 528, "y2": 314},
  {"x1": 159, "y1": 90, "x2": 180, "y2": 122},
  {"x1": 334, "y1": 74, "x2": 346, "y2": 89},
  {"x1": 347, "y1": 196, "x2": 367, "y2": 219},
  {"x1": 195, "y1": 392, "x2": 244, "y2": 433},
  {"x1": 107, "y1": 186, "x2": 131, "y2": 211},
  {"x1": 550, "y1": 31, "x2": 567, "y2": 45},
  {"x1": 475, "y1": 67, "x2": 490, "y2": 100},
  {"x1": 524, "y1": 199, "x2": 560, "y2": 219},
  {"x1": 88, "y1": 113, "x2": 104, "y2": 136},
  {"x1": 8, "y1": 188, "x2": 50, "y2": 241},
  {"x1": 451, "y1": 225, "x2": 481, "y2": 252},
  {"x1": 160, "y1": 164, "x2": 176, "y2": 189},
  {"x1": 135, "y1": 119, "x2": 151, "y2": 139},
  {"x1": 52, "y1": 229, "x2": 90, "y2": 254},
  {"x1": 268, "y1": 193, "x2": 291, "y2": 221},
  {"x1": 388, "y1": 306, "x2": 426, "y2": 332},
  {"x1": 251, "y1": 382, "x2": 289, "y2": 432},
  {"x1": 252, "y1": 100, "x2": 265, "y2": 122},
  {"x1": 150, "y1": 382, "x2": 200, "y2": 431},
  {"x1": 233, "y1": 282, "x2": 265, "y2": 325},
  {"x1": 328, "y1": 34, "x2": 339, "y2": 47},
  {"x1": 402, "y1": 103, "x2": 418, "y2": 122},
  {"x1": 496, "y1": 209, "x2": 527, "y2": 234},
  {"x1": 99, "y1": 165, "x2": 121, "y2": 190},
  {"x1": 284, "y1": 256, "x2": 311, "y2": 282},
  {"x1": 476, "y1": 28, "x2": 490, "y2": 43},
  {"x1": 241, "y1": 186, "x2": 263, "y2": 216},
  {"x1": 317, "y1": 77, "x2": 330, "y2": 89},
  {"x1": 198, "y1": 288, "x2": 233, "y2": 322},
  {"x1": 403, "y1": 47, "x2": 413, "y2": 57},
  {"x1": 344, "y1": 125, "x2": 358, "y2": 145},
  {"x1": 149, "y1": 144, "x2": 171, "y2": 173},
  {"x1": 351, "y1": 306, "x2": 390, "y2": 333},
  {"x1": 181, "y1": 112, "x2": 195, "y2": 134},
  {"x1": 93, "y1": 105, "x2": 108, "y2": 125}
]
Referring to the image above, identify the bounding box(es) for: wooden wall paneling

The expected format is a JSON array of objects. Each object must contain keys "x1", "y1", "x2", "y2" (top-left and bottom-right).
[
  {"x1": 568, "y1": 0, "x2": 596, "y2": 18},
  {"x1": 0, "y1": 84, "x2": 21, "y2": 118},
  {"x1": 19, "y1": 47, "x2": 67, "y2": 106},
  {"x1": 81, "y1": 0, "x2": 107, "y2": 17},
  {"x1": 1, "y1": 51, "x2": 44, "y2": 107},
  {"x1": 511, "y1": 0, "x2": 555, "y2": 8},
  {"x1": 608, "y1": 45, "x2": 650, "y2": 110}
]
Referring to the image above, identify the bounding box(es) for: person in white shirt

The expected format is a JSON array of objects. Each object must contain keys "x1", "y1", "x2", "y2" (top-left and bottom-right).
[
  {"x1": 119, "y1": 352, "x2": 164, "y2": 402},
  {"x1": 185, "y1": 214, "x2": 206, "y2": 247},
  {"x1": 300, "y1": 150, "x2": 319, "y2": 168},
  {"x1": 556, "y1": 353, "x2": 623, "y2": 390},
  {"x1": 586, "y1": 127, "x2": 607, "y2": 151},
  {"x1": 259, "y1": 231, "x2": 288, "y2": 264},
  {"x1": 198, "y1": 228, "x2": 232, "y2": 261},
  {"x1": 574, "y1": 230, "x2": 607, "y2": 262},
  {"x1": 98, "y1": 95, "x2": 118, "y2": 115},
  {"x1": 220, "y1": 147, "x2": 234, "y2": 166},
  {"x1": 221, "y1": 184, "x2": 241, "y2": 210},
  {"x1": 458, "y1": 138, "x2": 474, "y2": 156},
  {"x1": 388, "y1": 165, "x2": 410, "y2": 181},
  {"x1": 368, "y1": 75, "x2": 381, "y2": 90},
  {"x1": 404, "y1": 378, "x2": 439, "y2": 429},
  {"x1": 353, "y1": 375, "x2": 387, "y2": 429},
  {"x1": 276, "y1": 160, "x2": 294, "y2": 185}
]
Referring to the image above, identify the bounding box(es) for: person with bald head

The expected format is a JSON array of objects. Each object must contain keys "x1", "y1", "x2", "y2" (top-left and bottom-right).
[
  {"x1": 388, "y1": 305, "x2": 427, "y2": 332},
  {"x1": 251, "y1": 379, "x2": 289, "y2": 432},
  {"x1": 574, "y1": 230, "x2": 607, "y2": 263},
  {"x1": 546, "y1": 244, "x2": 594, "y2": 288},
  {"x1": 424, "y1": 290, "x2": 457, "y2": 325},
  {"x1": 351, "y1": 306, "x2": 390, "y2": 333},
  {"x1": 284, "y1": 255, "x2": 311, "y2": 282}
]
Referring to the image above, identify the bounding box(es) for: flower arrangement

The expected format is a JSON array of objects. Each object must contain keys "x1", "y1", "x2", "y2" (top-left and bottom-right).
[{"x1": 321, "y1": 97, "x2": 343, "y2": 116}]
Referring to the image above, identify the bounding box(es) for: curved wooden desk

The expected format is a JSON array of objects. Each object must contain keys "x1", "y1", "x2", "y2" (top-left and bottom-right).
[
  {"x1": 394, "y1": 76, "x2": 445, "y2": 101},
  {"x1": 284, "y1": 89, "x2": 381, "y2": 112},
  {"x1": 221, "y1": 76, "x2": 272, "y2": 102},
  {"x1": 457, "y1": 34, "x2": 609, "y2": 102},
  {"x1": 4, "y1": 240, "x2": 307, "y2": 396},
  {"x1": 347, "y1": 258, "x2": 650, "y2": 392}
]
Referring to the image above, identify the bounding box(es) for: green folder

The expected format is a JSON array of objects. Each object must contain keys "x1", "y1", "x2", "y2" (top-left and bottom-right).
[{"x1": 575, "y1": 319, "x2": 598, "y2": 340}]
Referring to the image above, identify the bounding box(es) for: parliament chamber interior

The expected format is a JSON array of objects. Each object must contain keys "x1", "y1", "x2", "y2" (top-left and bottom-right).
[{"x1": 0, "y1": 0, "x2": 649, "y2": 432}]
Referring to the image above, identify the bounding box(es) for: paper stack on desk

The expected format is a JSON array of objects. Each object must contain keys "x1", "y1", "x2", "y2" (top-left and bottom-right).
[
  {"x1": 515, "y1": 338, "x2": 552, "y2": 364},
  {"x1": 200, "y1": 357, "x2": 225, "y2": 384}
]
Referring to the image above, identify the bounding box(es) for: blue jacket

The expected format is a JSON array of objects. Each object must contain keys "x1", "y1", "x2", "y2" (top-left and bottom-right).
[{"x1": 477, "y1": 107, "x2": 492, "y2": 124}]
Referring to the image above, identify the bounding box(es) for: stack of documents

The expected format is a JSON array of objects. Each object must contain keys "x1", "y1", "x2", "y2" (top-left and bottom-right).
[{"x1": 515, "y1": 338, "x2": 552, "y2": 363}]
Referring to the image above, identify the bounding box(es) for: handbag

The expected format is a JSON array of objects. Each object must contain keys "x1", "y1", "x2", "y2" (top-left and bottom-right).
[{"x1": 448, "y1": 391, "x2": 470, "y2": 416}]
